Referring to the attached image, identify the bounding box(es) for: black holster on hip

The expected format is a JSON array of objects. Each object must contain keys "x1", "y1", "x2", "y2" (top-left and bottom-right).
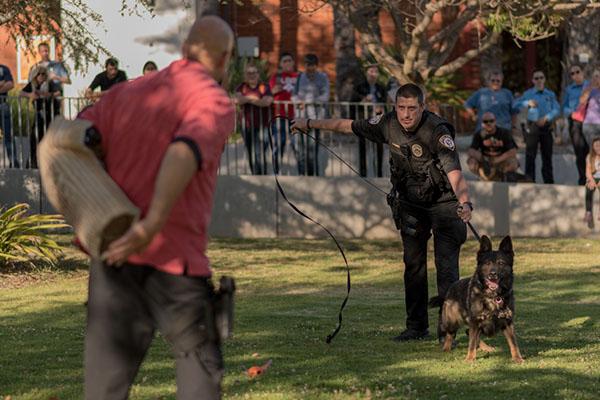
[
  {"x1": 213, "y1": 276, "x2": 236, "y2": 342},
  {"x1": 386, "y1": 190, "x2": 403, "y2": 230}
]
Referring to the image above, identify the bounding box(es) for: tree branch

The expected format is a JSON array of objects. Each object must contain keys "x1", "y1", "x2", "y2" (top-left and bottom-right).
[
  {"x1": 403, "y1": 0, "x2": 443, "y2": 76},
  {"x1": 434, "y1": 30, "x2": 500, "y2": 76}
]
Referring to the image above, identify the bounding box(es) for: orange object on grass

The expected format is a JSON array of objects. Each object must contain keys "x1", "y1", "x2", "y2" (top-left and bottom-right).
[{"x1": 246, "y1": 359, "x2": 272, "y2": 378}]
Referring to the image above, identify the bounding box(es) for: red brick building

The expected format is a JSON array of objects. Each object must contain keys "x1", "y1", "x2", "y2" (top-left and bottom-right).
[{"x1": 221, "y1": 0, "x2": 487, "y2": 91}]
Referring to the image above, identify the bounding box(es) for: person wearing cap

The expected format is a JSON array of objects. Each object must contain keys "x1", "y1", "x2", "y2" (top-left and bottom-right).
[
  {"x1": 292, "y1": 53, "x2": 330, "y2": 175},
  {"x1": 85, "y1": 58, "x2": 128, "y2": 101},
  {"x1": 77, "y1": 16, "x2": 235, "y2": 399},
  {"x1": 20, "y1": 66, "x2": 61, "y2": 168}
]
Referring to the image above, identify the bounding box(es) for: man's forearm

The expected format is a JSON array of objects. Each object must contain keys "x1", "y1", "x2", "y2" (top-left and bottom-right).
[
  {"x1": 0, "y1": 81, "x2": 13, "y2": 93},
  {"x1": 144, "y1": 141, "x2": 198, "y2": 233},
  {"x1": 447, "y1": 169, "x2": 470, "y2": 204},
  {"x1": 309, "y1": 118, "x2": 354, "y2": 134}
]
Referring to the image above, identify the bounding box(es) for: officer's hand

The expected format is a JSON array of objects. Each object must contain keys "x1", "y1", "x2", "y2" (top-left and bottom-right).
[
  {"x1": 458, "y1": 203, "x2": 472, "y2": 223},
  {"x1": 290, "y1": 118, "x2": 308, "y2": 134}
]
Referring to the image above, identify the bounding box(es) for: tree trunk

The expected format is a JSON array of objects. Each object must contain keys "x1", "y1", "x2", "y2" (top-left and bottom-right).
[
  {"x1": 333, "y1": 5, "x2": 362, "y2": 102},
  {"x1": 196, "y1": 0, "x2": 220, "y2": 17},
  {"x1": 562, "y1": 9, "x2": 600, "y2": 89},
  {"x1": 479, "y1": 35, "x2": 503, "y2": 82}
]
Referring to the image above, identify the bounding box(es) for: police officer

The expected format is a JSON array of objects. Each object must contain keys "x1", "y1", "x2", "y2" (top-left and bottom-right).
[{"x1": 291, "y1": 83, "x2": 472, "y2": 342}]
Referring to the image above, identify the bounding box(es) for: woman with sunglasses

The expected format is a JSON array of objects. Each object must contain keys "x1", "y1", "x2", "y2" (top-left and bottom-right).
[
  {"x1": 562, "y1": 65, "x2": 589, "y2": 185},
  {"x1": 19, "y1": 66, "x2": 61, "y2": 168}
]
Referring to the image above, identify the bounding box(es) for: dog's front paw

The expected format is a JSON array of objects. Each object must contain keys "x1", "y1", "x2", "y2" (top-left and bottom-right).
[
  {"x1": 512, "y1": 356, "x2": 524, "y2": 364},
  {"x1": 464, "y1": 355, "x2": 476, "y2": 363}
]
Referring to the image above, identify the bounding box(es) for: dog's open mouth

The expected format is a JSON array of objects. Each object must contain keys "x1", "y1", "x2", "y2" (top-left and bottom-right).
[{"x1": 485, "y1": 278, "x2": 499, "y2": 291}]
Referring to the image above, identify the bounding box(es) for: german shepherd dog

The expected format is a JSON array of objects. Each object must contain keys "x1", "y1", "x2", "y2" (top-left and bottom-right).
[{"x1": 429, "y1": 235, "x2": 524, "y2": 363}]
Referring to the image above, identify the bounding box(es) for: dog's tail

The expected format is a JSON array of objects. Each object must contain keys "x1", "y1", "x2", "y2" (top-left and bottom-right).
[{"x1": 428, "y1": 296, "x2": 444, "y2": 309}]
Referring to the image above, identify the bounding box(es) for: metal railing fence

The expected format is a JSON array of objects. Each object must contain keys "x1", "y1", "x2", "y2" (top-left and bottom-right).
[{"x1": 0, "y1": 96, "x2": 471, "y2": 177}]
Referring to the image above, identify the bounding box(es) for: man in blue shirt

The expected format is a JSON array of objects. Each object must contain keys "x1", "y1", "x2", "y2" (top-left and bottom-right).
[
  {"x1": 464, "y1": 70, "x2": 519, "y2": 131},
  {"x1": 0, "y1": 64, "x2": 17, "y2": 168},
  {"x1": 562, "y1": 64, "x2": 589, "y2": 185},
  {"x1": 514, "y1": 70, "x2": 560, "y2": 183}
]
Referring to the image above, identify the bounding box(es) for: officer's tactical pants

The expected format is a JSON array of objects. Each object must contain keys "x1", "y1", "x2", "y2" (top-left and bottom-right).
[
  {"x1": 85, "y1": 260, "x2": 223, "y2": 400},
  {"x1": 399, "y1": 201, "x2": 467, "y2": 333}
]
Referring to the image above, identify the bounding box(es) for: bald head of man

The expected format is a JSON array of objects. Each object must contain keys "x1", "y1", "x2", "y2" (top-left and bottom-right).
[
  {"x1": 183, "y1": 16, "x2": 234, "y2": 83},
  {"x1": 481, "y1": 111, "x2": 497, "y2": 133}
]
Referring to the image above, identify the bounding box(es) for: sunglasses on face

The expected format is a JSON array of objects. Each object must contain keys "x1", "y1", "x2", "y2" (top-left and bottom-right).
[
  {"x1": 570, "y1": 70, "x2": 581, "y2": 76},
  {"x1": 483, "y1": 119, "x2": 496, "y2": 124},
  {"x1": 490, "y1": 79, "x2": 501, "y2": 83},
  {"x1": 533, "y1": 76, "x2": 545, "y2": 81}
]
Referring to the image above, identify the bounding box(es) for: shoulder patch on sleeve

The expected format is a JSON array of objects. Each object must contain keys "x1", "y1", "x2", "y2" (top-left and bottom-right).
[
  {"x1": 439, "y1": 134, "x2": 456, "y2": 151},
  {"x1": 369, "y1": 113, "x2": 384, "y2": 125}
]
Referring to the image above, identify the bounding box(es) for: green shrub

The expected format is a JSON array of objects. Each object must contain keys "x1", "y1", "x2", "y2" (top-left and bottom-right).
[
  {"x1": 0, "y1": 203, "x2": 69, "y2": 267},
  {"x1": 6, "y1": 89, "x2": 35, "y2": 138}
]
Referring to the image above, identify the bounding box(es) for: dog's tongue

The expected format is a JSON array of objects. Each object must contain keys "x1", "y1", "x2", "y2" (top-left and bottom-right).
[{"x1": 486, "y1": 279, "x2": 499, "y2": 290}]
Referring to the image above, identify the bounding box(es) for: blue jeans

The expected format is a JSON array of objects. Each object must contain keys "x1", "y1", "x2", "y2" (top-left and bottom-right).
[
  {"x1": 292, "y1": 129, "x2": 320, "y2": 176},
  {"x1": 269, "y1": 119, "x2": 288, "y2": 174},
  {"x1": 242, "y1": 127, "x2": 269, "y2": 175},
  {"x1": 0, "y1": 102, "x2": 18, "y2": 167}
]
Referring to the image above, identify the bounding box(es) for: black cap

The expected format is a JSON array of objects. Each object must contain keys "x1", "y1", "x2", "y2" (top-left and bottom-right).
[{"x1": 304, "y1": 53, "x2": 318, "y2": 66}]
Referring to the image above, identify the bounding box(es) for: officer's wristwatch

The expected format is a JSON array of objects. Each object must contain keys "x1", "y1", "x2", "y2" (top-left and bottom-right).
[{"x1": 461, "y1": 201, "x2": 473, "y2": 211}]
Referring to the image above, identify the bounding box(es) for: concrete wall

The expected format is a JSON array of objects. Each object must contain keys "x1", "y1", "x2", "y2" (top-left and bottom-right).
[
  {"x1": 210, "y1": 176, "x2": 594, "y2": 239},
  {"x1": 1, "y1": 170, "x2": 595, "y2": 238}
]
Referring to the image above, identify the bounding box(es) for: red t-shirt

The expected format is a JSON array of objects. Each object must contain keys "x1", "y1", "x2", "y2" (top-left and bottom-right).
[
  {"x1": 269, "y1": 71, "x2": 298, "y2": 118},
  {"x1": 79, "y1": 59, "x2": 235, "y2": 276},
  {"x1": 236, "y1": 81, "x2": 272, "y2": 129}
]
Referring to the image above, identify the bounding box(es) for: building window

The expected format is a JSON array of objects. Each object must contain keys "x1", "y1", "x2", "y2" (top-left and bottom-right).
[{"x1": 237, "y1": 36, "x2": 259, "y2": 58}]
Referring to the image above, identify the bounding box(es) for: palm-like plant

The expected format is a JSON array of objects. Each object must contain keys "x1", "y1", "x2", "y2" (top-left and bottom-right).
[{"x1": 0, "y1": 203, "x2": 70, "y2": 267}]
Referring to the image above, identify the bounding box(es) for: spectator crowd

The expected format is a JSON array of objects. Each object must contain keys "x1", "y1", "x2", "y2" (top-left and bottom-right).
[{"x1": 2, "y1": 43, "x2": 600, "y2": 224}]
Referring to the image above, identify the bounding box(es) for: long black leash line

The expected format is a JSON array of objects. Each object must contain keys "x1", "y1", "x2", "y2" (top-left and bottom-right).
[
  {"x1": 267, "y1": 116, "x2": 349, "y2": 343},
  {"x1": 268, "y1": 118, "x2": 482, "y2": 242},
  {"x1": 265, "y1": 116, "x2": 482, "y2": 343}
]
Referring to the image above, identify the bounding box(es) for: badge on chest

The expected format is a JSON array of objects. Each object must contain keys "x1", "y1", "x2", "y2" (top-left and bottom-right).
[{"x1": 411, "y1": 143, "x2": 423, "y2": 157}]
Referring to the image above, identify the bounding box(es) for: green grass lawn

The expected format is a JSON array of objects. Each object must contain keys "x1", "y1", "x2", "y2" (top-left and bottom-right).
[{"x1": 1, "y1": 237, "x2": 600, "y2": 399}]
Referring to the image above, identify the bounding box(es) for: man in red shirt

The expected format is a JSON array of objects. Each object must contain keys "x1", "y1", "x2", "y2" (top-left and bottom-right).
[
  {"x1": 78, "y1": 16, "x2": 235, "y2": 399},
  {"x1": 268, "y1": 52, "x2": 298, "y2": 172}
]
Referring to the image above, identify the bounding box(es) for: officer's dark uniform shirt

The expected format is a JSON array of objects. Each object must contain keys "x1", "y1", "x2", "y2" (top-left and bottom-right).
[
  {"x1": 351, "y1": 110, "x2": 461, "y2": 204},
  {"x1": 470, "y1": 127, "x2": 516, "y2": 158}
]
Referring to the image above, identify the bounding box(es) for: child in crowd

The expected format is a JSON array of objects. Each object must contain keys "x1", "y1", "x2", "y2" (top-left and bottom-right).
[{"x1": 584, "y1": 137, "x2": 600, "y2": 228}]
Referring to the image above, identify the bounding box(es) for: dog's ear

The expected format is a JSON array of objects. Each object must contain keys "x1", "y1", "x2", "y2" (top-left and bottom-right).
[
  {"x1": 499, "y1": 235, "x2": 514, "y2": 255},
  {"x1": 479, "y1": 235, "x2": 492, "y2": 253}
]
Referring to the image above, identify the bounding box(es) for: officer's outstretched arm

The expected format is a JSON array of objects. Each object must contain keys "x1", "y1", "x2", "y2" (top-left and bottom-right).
[{"x1": 291, "y1": 118, "x2": 354, "y2": 134}]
